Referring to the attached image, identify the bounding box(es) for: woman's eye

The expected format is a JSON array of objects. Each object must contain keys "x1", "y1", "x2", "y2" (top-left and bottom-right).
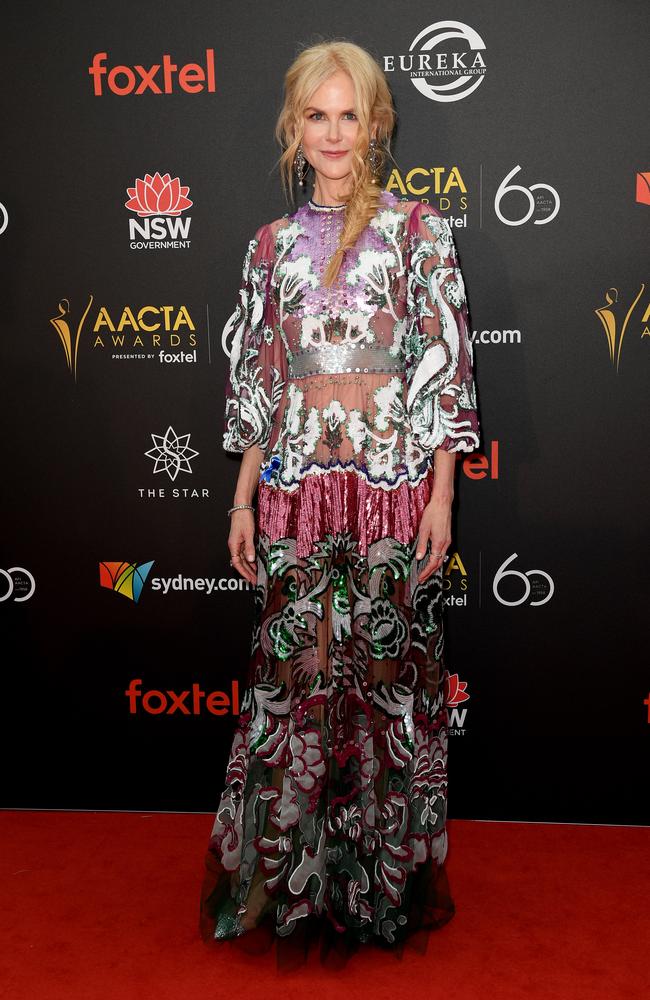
[{"x1": 307, "y1": 112, "x2": 357, "y2": 121}]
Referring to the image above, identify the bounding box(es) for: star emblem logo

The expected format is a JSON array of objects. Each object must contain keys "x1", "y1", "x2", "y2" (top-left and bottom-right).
[{"x1": 144, "y1": 426, "x2": 199, "y2": 480}]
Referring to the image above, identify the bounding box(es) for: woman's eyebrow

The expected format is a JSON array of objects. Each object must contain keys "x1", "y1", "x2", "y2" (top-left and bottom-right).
[{"x1": 304, "y1": 106, "x2": 356, "y2": 113}]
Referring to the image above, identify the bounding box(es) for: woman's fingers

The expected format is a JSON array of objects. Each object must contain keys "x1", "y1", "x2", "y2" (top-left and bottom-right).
[
  {"x1": 416, "y1": 502, "x2": 453, "y2": 583},
  {"x1": 242, "y1": 527, "x2": 256, "y2": 564},
  {"x1": 416, "y1": 533, "x2": 450, "y2": 583},
  {"x1": 228, "y1": 526, "x2": 257, "y2": 584}
]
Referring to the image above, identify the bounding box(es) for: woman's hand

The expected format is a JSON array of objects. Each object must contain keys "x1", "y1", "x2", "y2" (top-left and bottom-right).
[
  {"x1": 415, "y1": 496, "x2": 452, "y2": 583},
  {"x1": 228, "y1": 509, "x2": 257, "y2": 585}
]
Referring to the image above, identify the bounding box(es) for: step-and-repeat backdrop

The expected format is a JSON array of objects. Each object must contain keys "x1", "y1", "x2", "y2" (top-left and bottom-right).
[{"x1": 1, "y1": 2, "x2": 647, "y2": 823}]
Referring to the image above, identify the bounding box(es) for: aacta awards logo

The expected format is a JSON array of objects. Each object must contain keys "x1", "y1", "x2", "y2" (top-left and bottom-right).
[
  {"x1": 49, "y1": 298, "x2": 199, "y2": 375},
  {"x1": 99, "y1": 561, "x2": 154, "y2": 603},
  {"x1": 382, "y1": 22, "x2": 486, "y2": 102},
  {"x1": 125, "y1": 172, "x2": 193, "y2": 251},
  {"x1": 594, "y1": 284, "x2": 649, "y2": 372},
  {"x1": 442, "y1": 552, "x2": 471, "y2": 607},
  {"x1": 384, "y1": 165, "x2": 469, "y2": 220}
]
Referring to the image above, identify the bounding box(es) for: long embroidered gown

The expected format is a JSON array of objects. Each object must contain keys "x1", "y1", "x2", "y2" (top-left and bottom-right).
[{"x1": 199, "y1": 188, "x2": 480, "y2": 950}]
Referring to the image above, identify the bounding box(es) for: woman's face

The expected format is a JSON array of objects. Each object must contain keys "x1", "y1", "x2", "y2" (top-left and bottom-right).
[{"x1": 301, "y1": 70, "x2": 371, "y2": 187}]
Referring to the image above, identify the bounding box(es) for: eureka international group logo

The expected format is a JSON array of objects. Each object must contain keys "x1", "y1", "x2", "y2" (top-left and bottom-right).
[
  {"x1": 125, "y1": 171, "x2": 194, "y2": 250},
  {"x1": 382, "y1": 22, "x2": 487, "y2": 102},
  {"x1": 99, "y1": 561, "x2": 155, "y2": 603}
]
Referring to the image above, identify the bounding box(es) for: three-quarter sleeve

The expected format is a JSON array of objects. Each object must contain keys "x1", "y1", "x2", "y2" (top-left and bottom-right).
[
  {"x1": 222, "y1": 223, "x2": 287, "y2": 454},
  {"x1": 404, "y1": 202, "x2": 480, "y2": 455}
]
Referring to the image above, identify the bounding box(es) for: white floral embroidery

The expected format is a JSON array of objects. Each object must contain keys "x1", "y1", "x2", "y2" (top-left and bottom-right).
[
  {"x1": 346, "y1": 409, "x2": 367, "y2": 454},
  {"x1": 276, "y1": 256, "x2": 319, "y2": 328},
  {"x1": 347, "y1": 404, "x2": 400, "y2": 481},
  {"x1": 275, "y1": 383, "x2": 322, "y2": 485},
  {"x1": 347, "y1": 249, "x2": 399, "y2": 320},
  {"x1": 373, "y1": 377, "x2": 406, "y2": 431},
  {"x1": 388, "y1": 315, "x2": 407, "y2": 357},
  {"x1": 300, "y1": 314, "x2": 328, "y2": 348},
  {"x1": 344, "y1": 377, "x2": 408, "y2": 483},
  {"x1": 322, "y1": 399, "x2": 346, "y2": 430},
  {"x1": 369, "y1": 208, "x2": 406, "y2": 277},
  {"x1": 223, "y1": 239, "x2": 285, "y2": 453},
  {"x1": 337, "y1": 311, "x2": 375, "y2": 345},
  {"x1": 303, "y1": 408, "x2": 321, "y2": 454},
  {"x1": 271, "y1": 221, "x2": 303, "y2": 285}
]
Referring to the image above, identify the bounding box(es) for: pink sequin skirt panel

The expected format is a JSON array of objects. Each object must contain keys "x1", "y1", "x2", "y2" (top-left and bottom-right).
[{"x1": 256, "y1": 465, "x2": 435, "y2": 558}]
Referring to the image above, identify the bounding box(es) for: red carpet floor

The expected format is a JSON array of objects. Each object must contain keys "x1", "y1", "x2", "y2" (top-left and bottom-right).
[{"x1": 0, "y1": 811, "x2": 648, "y2": 999}]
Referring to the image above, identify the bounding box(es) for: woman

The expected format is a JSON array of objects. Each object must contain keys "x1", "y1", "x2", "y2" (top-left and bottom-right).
[{"x1": 199, "y1": 39, "x2": 480, "y2": 956}]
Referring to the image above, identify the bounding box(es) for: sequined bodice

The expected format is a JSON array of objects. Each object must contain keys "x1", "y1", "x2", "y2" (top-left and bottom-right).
[{"x1": 273, "y1": 194, "x2": 409, "y2": 354}]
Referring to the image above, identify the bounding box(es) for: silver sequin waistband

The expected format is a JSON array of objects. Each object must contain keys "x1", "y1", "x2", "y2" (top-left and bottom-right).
[{"x1": 287, "y1": 343, "x2": 404, "y2": 379}]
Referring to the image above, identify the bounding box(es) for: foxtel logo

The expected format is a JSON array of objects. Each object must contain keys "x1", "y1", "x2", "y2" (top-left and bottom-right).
[
  {"x1": 124, "y1": 678, "x2": 240, "y2": 715},
  {"x1": 462, "y1": 440, "x2": 499, "y2": 480},
  {"x1": 88, "y1": 50, "x2": 216, "y2": 96}
]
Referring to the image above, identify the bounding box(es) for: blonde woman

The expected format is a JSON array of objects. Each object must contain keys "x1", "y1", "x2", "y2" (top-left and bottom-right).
[{"x1": 200, "y1": 39, "x2": 480, "y2": 956}]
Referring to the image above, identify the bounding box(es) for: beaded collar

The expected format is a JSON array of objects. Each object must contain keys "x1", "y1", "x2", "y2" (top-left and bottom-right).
[{"x1": 307, "y1": 198, "x2": 346, "y2": 212}]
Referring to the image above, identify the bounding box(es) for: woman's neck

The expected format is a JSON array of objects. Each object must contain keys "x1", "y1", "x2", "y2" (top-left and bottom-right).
[{"x1": 312, "y1": 177, "x2": 351, "y2": 206}]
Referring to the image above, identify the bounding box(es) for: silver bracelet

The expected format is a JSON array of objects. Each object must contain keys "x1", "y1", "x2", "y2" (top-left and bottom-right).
[{"x1": 227, "y1": 503, "x2": 255, "y2": 516}]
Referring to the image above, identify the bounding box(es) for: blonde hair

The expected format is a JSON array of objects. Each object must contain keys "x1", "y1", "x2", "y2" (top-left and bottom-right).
[{"x1": 274, "y1": 38, "x2": 397, "y2": 287}]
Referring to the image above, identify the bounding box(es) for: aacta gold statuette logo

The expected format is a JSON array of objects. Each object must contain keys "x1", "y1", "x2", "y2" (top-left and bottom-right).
[
  {"x1": 49, "y1": 296, "x2": 94, "y2": 380},
  {"x1": 594, "y1": 284, "x2": 648, "y2": 372}
]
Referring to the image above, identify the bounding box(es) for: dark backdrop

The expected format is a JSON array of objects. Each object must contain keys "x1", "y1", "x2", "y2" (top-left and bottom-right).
[{"x1": 1, "y1": 0, "x2": 648, "y2": 823}]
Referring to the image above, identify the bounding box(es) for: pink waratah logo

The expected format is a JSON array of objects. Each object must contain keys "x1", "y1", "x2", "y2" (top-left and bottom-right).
[
  {"x1": 444, "y1": 672, "x2": 470, "y2": 707},
  {"x1": 125, "y1": 172, "x2": 193, "y2": 217}
]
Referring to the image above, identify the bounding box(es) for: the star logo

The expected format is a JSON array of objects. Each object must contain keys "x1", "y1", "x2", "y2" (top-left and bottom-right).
[{"x1": 145, "y1": 425, "x2": 198, "y2": 480}]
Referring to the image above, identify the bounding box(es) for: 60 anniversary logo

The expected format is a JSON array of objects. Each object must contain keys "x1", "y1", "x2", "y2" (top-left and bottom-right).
[{"x1": 0, "y1": 567, "x2": 36, "y2": 602}]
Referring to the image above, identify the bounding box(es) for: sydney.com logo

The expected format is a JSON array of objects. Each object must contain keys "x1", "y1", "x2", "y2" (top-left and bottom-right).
[{"x1": 99, "y1": 560, "x2": 249, "y2": 602}]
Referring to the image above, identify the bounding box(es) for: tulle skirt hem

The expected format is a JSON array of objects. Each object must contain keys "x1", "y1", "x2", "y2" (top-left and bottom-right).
[{"x1": 199, "y1": 847, "x2": 455, "y2": 967}]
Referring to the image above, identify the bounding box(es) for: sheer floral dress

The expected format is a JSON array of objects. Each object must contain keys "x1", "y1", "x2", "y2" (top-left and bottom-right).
[{"x1": 199, "y1": 189, "x2": 480, "y2": 952}]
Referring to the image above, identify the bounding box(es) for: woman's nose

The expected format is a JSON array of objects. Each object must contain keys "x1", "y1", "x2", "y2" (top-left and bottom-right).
[{"x1": 327, "y1": 121, "x2": 341, "y2": 141}]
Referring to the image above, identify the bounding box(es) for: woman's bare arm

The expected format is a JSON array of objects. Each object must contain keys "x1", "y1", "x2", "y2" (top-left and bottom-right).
[{"x1": 228, "y1": 444, "x2": 264, "y2": 585}]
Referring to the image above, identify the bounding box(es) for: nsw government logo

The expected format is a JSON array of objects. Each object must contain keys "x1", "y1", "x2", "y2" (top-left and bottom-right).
[
  {"x1": 125, "y1": 171, "x2": 193, "y2": 251},
  {"x1": 445, "y1": 672, "x2": 470, "y2": 736}
]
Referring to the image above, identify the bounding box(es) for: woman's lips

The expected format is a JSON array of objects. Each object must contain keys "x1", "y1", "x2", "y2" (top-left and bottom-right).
[{"x1": 321, "y1": 150, "x2": 348, "y2": 158}]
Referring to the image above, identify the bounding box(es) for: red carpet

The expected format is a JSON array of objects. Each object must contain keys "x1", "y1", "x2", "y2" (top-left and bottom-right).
[{"x1": 0, "y1": 811, "x2": 647, "y2": 999}]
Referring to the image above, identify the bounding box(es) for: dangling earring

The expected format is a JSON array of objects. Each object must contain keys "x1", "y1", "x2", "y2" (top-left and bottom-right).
[
  {"x1": 366, "y1": 136, "x2": 382, "y2": 184},
  {"x1": 293, "y1": 142, "x2": 308, "y2": 188}
]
